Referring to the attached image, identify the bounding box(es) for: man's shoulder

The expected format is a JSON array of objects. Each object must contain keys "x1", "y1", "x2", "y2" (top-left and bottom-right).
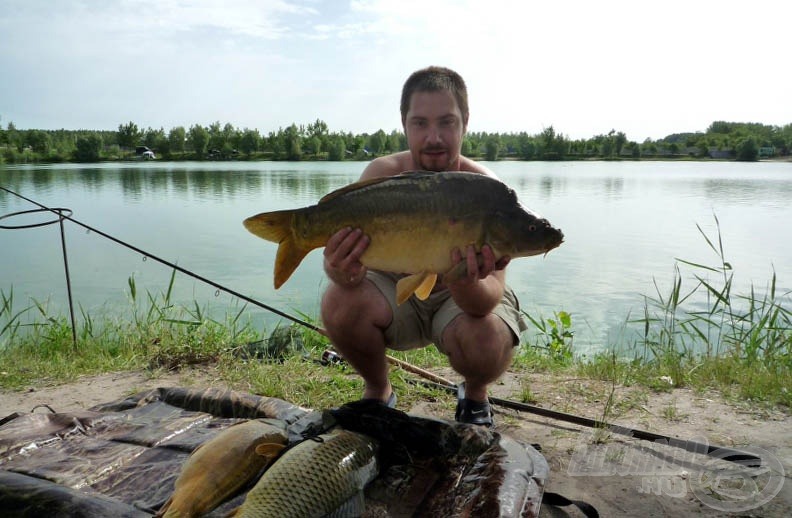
[
  {"x1": 361, "y1": 151, "x2": 412, "y2": 179},
  {"x1": 458, "y1": 156, "x2": 498, "y2": 178}
]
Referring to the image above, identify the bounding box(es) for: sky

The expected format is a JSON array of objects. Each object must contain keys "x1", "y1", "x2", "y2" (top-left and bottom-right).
[{"x1": 1, "y1": 0, "x2": 790, "y2": 143}]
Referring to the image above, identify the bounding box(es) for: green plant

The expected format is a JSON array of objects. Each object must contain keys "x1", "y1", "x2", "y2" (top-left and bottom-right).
[
  {"x1": 1, "y1": 288, "x2": 32, "y2": 348},
  {"x1": 627, "y1": 213, "x2": 790, "y2": 405},
  {"x1": 523, "y1": 310, "x2": 574, "y2": 363}
]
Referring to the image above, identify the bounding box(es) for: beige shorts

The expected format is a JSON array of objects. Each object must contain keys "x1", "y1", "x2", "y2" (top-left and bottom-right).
[{"x1": 366, "y1": 270, "x2": 528, "y2": 352}]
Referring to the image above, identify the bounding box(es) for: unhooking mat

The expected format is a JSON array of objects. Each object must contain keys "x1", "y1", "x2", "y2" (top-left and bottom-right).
[{"x1": 0, "y1": 387, "x2": 548, "y2": 517}]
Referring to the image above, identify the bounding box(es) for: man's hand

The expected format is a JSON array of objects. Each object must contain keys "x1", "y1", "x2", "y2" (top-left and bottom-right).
[
  {"x1": 446, "y1": 244, "x2": 509, "y2": 316},
  {"x1": 323, "y1": 227, "x2": 370, "y2": 286},
  {"x1": 449, "y1": 244, "x2": 510, "y2": 284}
]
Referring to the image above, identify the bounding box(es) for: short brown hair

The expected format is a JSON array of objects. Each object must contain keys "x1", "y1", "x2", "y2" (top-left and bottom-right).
[{"x1": 400, "y1": 66, "x2": 469, "y2": 125}]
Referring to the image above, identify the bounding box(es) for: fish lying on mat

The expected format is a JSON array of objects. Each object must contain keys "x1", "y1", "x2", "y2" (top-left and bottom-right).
[
  {"x1": 244, "y1": 171, "x2": 564, "y2": 304},
  {"x1": 228, "y1": 429, "x2": 378, "y2": 517},
  {"x1": 156, "y1": 419, "x2": 288, "y2": 518}
]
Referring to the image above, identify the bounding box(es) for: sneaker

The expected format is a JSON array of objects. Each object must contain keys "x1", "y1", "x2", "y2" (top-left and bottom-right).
[
  {"x1": 455, "y1": 383, "x2": 493, "y2": 427},
  {"x1": 361, "y1": 391, "x2": 397, "y2": 408}
]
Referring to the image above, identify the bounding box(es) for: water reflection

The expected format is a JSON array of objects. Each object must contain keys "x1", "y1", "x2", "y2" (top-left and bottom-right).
[
  {"x1": 602, "y1": 177, "x2": 624, "y2": 198},
  {"x1": 120, "y1": 170, "x2": 144, "y2": 199},
  {"x1": 266, "y1": 174, "x2": 335, "y2": 200},
  {"x1": 3, "y1": 164, "x2": 357, "y2": 204},
  {"x1": 703, "y1": 178, "x2": 792, "y2": 206},
  {"x1": 31, "y1": 169, "x2": 54, "y2": 190},
  {"x1": 78, "y1": 169, "x2": 103, "y2": 191}
]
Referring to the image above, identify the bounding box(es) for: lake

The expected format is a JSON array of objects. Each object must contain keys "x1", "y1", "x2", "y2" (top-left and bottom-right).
[{"x1": 1, "y1": 160, "x2": 791, "y2": 355}]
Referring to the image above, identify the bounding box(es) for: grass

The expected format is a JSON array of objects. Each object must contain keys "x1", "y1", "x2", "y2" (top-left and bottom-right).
[
  {"x1": 1, "y1": 217, "x2": 790, "y2": 412},
  {"x1": 574, "y1": 215, "x2": 791, "y2": 409}
]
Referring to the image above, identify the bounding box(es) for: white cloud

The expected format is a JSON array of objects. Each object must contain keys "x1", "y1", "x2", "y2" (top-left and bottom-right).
[{"x1": 1, "y1": 0, "x2": 790, "y2": 139}]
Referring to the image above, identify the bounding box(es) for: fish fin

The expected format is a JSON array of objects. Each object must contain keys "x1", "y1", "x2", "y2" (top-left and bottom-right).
[
  {"x1": 325, "y1": 491, "x2": 367, "y2": 518},
  {"x1": 255, "y1": 442, "x2": 286, "y2": 460},
  {"x1": 154, "y1": 496, "x2": 173, "y2": 517},
  {"x1": 318, "y1": 175, "x2": 400, "y2": 203},
  {"x1": 395, "y1": 272, "x2": 432, "y2": 305},
  {"x1": 318, "y1": 171, "x2": 432, "y2": 203},
  {"x1": 243, "y1": 210, "x2": 294, "y2": 243},
  {"x1": 414, "y1": 273, "x2": 437, "y2": 300},
  {"x1": 272, "y1": 238, "x2": 311, "y2": 289}
]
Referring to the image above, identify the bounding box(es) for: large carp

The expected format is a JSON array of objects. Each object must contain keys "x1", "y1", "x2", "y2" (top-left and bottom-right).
[
  {"x1": 155, "y1": 419, "x2": 288, "y2": 518},
  {"x1": 244, "y1": 171, "x2": 564, "y2": 304},
  {"x1": 228, "y1": 429, "x2": 378, "y2": 517}
]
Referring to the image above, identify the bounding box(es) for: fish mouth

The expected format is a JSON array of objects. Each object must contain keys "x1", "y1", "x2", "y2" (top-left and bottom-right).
[{"x1": 543, "y1": 229, "x2": 564, "y2": 255}]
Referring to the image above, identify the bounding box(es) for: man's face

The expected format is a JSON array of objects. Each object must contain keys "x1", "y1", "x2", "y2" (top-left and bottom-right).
[{"x1": 403, "y1": 90, "x2": 467, "y2": 172}]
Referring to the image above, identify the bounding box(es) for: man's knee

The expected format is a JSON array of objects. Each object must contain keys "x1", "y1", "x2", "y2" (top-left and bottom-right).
[
  {"x1": 321, "y1": 281, "x2": 391, "y2": 331},
  {"x1": 443, "y1": 313, "x2": 514, "y2": 353}
]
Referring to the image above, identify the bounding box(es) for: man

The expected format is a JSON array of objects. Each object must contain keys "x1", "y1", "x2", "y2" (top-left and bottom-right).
[{"x1": 320, "y1": 66, "x2": 527, "y2": 426}]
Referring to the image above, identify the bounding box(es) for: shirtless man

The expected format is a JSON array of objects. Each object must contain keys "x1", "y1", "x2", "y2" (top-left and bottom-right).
[{"x1": 320, "y1": 66, "x2": 527, "y2": 426}]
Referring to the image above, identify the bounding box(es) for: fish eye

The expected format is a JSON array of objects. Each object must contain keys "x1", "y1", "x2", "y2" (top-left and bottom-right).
[{"x1": 528, "y1": 224, "x2": 536, "y2": 232}]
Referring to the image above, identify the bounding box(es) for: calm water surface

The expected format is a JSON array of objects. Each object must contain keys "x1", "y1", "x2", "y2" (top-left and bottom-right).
[{"x1": 1, "y1": 160, "x2": 791, "y2": 354}]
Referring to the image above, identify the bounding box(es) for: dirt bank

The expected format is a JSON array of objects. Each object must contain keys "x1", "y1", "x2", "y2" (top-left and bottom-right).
[{"x1": 2, "y1": 367, "x2": 789, "y2": 517}]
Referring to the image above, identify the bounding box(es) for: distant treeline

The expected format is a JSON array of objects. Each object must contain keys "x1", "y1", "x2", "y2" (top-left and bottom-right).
[{"x1": 1, "y1": 118, "x2": 790, "y2": 164}]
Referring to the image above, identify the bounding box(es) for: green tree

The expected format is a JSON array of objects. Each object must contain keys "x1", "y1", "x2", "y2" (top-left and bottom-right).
[
  {"x1": 187, "y1": 124, "x2": 209, "y2": 158},
  {"x1": 614, "y1": 131, "x2": 627, "y2": 156},
  {"x1": 736, "y1": 137, "x2": 759, "y2": 161},
  {"x1": 239, "y1": 128, "x2": 260, "y2": 157},
  {"x1": 328, "y1": 136, "x2": 346, "y2": 161},
  {"x1": 540, "y1": 126, "x2": 567, "y2": 159},
  {"x1": 306, "y1": 136, "x2": 322, "y2": 156},
  {"x1": 306, "y1": 119, "x2": 328, "y2": 139},
  {"x1": 600, "y1": 138, "x2": 613, "y2": 158},
  {"x1": 284, "y1": 124, "x2": 303, "y2": 160},
  {"x1": 73, "y1": 134, "x2": 103, "y2": 162},
  {"x1": 368, "y1": 130, "x2": 387, "y2": 154},
  {"x1": 26, "y1": 130, "x2": 51, "y2": 153},
  {"x1": 143, "y1": 127, "x2": 167, "y2": 152},
  {"x1": 207, "y1": 121, "x2": 224, "y2": 152},
  {"x1": 461, "y1": 137, "x2": 473, "y2": 157},
  {"x1": 117, "y1": 121, "x2": 139, "y2": 149},
  {"x1": 5, "y1": 122, "x2": 21, "y2": 151},
  {"x1": 517, "y1": 133, "x2": 536, "y2": 159},
  {"x1": 484, "y1": 136, "x2": 501, "y2": 161},
  {"x1": 387, "y1": 130, "x2": 404, "y2": 152},
  {"x1": 168, "y1": 127, "x2": 186, "y2": 156},
  {"x1": 288, "y1": 138, "x2": 302, "y2": 160}
]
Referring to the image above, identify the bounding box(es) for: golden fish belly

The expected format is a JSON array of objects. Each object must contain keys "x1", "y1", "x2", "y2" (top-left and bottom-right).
[{"x1": 348, "y1": 216, "x2": 485, "y2": 275}]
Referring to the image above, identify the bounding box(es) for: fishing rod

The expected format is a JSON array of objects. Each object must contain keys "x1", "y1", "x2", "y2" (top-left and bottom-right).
[
  {"x1": 0, "y1": 186, "x2": 322, "y2": 334},
  {"x1": 1, "y1": 186, "x2": 763, "y2": 468}
]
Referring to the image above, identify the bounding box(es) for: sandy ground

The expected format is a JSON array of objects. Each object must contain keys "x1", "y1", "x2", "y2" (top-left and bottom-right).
[{"x1": 1, "y1": 366, "x2": 789, "y2": 517}]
